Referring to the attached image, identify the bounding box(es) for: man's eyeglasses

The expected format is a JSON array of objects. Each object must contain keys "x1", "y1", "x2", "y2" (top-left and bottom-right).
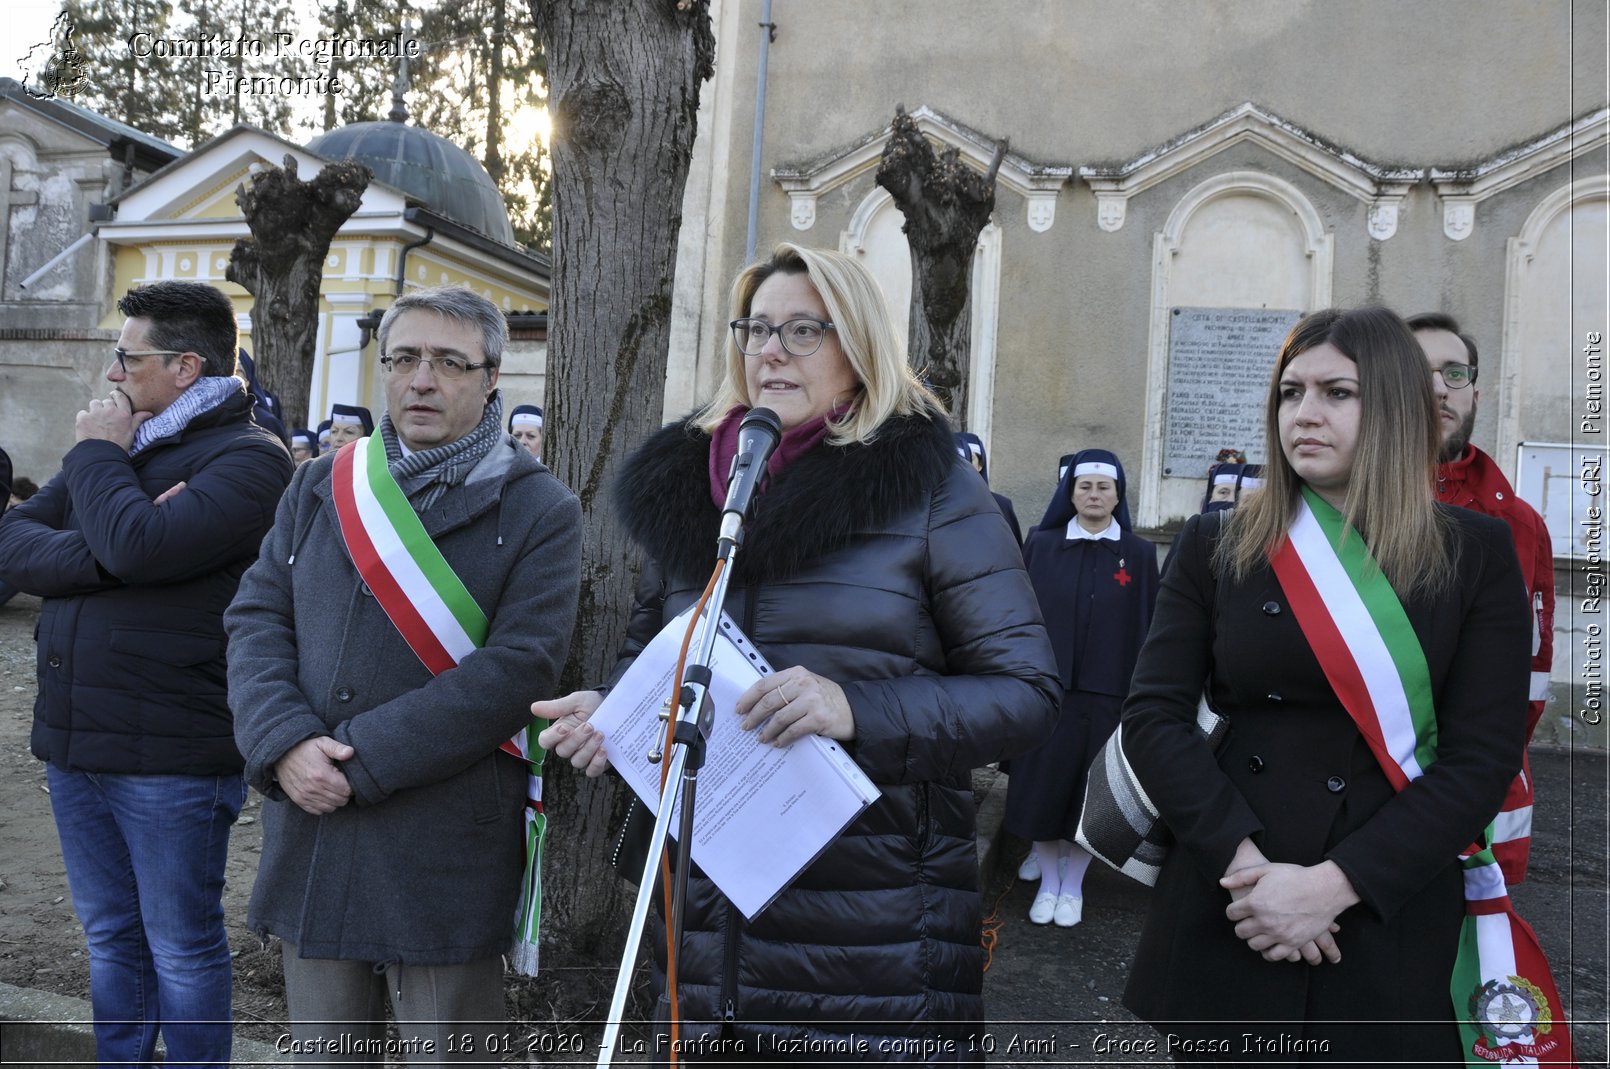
[
  {"x1": 1434, "y1": 363, "x2": 1477, "y2": 390},
  {"x1": 113, "y1": 348, "x2": 183, "y2": 374},
  {"x1": 380, "y1": 353, "x2": 494, "y2": 379},
  {"x1": 730, "y1": 318, "x2": 836, "y2": 358}
]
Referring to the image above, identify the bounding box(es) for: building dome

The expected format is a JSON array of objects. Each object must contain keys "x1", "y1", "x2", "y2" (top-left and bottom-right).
[{"x1": 307, "y1": 121, "x2": 514, "y2": 245}]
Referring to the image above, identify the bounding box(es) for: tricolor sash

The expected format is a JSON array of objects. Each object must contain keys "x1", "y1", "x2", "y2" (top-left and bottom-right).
[
  {"x1": 332, "y1": 436, "x2": 547, "y2": 977},
  {"x1": 1269, "y1": 488, "x2": 1572, "y2": 1067},
  {"x1": 1490, "y1": 590, "x2": 1551, "y2": 884}
]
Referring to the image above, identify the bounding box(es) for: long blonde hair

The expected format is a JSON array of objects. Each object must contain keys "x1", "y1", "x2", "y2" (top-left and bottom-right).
[
  {"x1": 1217, "y1": 307, "x2": 1452, "y2": 596},
  {"x1": 696, "y1": 243, "x2": 943, "y2": 445}
]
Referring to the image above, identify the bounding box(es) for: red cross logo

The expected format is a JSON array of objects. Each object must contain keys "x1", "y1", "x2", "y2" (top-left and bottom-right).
[{"x1": 1113, "y1": 567, "x2": 1131, "y2": 587}]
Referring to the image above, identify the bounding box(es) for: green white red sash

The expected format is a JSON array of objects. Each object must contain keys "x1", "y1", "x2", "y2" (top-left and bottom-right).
[
  {"x1": 1269, "y1": 488, "x2": 1572, "y2": 1066},
  {"x1": 332, "y1": 436, "x2": 547, "y2": 977}
]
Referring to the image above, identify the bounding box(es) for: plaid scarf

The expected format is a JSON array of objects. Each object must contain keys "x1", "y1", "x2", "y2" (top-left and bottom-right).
[
  {"x1": 129, "y1": 376, "x2": 243, "y2": 456},
  {"x1": 377, "y1": 391, "x2": 505, "y2": 511}
]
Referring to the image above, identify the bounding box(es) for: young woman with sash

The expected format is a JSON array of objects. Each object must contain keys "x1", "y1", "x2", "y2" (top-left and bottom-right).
[{"x1": 1119, "y1": 308, "x2": 1571, "y2": 1065}]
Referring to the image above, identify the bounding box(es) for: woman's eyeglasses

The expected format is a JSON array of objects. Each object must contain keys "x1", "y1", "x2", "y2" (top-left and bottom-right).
[{"x1": 730, "y1": 318, "x2": 836, "y2": 358}]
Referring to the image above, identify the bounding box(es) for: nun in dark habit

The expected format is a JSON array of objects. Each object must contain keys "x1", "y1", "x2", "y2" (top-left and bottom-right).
[
  {"x1": 955, "y1": 431, "x2": 1023, "y2": 544},
  {"x1": 1004, "y1": 448, "x2": 1159, "y2": 926},
  {"x1": 1199, "y1": 460, "x2": 1265, "y2": 514},
  {"x1": 1201, "y1": 461, "x2": 1242, "y2": 513}
]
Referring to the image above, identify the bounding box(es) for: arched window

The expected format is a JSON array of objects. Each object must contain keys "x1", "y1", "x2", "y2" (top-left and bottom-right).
[
  {"x1": 841, "y1": 186, "x2": 1003, "y2": 443},
  {"x1": 1501, "y1": 175, "x2": 1610, "y2": 468},
  {"x1": 1138, "y1": 170, "x2": 1332, "y2": 526}
]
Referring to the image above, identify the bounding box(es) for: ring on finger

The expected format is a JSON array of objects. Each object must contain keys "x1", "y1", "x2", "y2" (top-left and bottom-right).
[{"x1": 777, "y1": 681, "x2": 791, "y2": 705}]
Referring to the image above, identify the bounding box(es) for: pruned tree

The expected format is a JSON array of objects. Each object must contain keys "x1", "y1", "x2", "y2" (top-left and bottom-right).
[
  {"x1": 528, "y1": 0, "x2": 714, "y2": 972},
  {"x1": 226, "y1": 155, "x2": 371, "y2": 428},
  {"x1": 43, "y1": 0, "x2": 556, "y2": 249},
  {"x1": 875, "y1": 106, "x2": 1006, "y2": 429}
]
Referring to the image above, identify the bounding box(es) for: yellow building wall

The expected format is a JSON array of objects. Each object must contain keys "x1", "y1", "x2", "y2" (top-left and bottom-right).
[{"x1": 106, "y1": 235, "x2": 548, "y2": 424}]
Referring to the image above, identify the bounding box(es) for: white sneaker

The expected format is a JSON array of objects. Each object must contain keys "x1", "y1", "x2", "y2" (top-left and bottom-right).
[
  {"x1": 1028, "y1": 891, "x2": 1057, "y2": 925},
  {"x1": 1017, "y1": 852, "x2": 1041, "y2": 881},
  {"x1": 1053, "y1": 893, "x2": 1083, "y2": 928}
]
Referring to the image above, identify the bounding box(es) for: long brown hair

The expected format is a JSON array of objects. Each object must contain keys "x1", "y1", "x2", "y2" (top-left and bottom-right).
[{"x1": 1217, "y1": 307, "x2": 1452, "y2": 596}]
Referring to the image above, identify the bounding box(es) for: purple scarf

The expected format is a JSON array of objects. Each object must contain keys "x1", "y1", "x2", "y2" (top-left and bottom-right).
[{"x1": 707, "y1": 405, "x2": 841, "y2": 508}]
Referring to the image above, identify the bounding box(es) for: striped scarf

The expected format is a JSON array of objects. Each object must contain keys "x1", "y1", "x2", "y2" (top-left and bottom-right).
[
  {"x1": 377, "y1": 392, "x2": 505, "y2": 511},
  {"x1": 129, "y1": 376, "x2": 243, "y2": 456}
]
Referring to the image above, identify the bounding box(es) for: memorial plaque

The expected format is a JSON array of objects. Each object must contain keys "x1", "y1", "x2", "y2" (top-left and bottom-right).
[{"x1": 1163, "y1": 307, "x2": 1302, "y2": 475}]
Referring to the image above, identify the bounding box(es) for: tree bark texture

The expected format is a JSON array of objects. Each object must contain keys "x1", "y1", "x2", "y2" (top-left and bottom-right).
[
  {"x1": 530, "y1": 0, "x2": 714, "y2": 970},
  {"x1": 225, "y1": 155, "x2": 370, "y2": 430},
  {"x1": 875, "y1": 107, "x2": 1005, "y2": 430}
]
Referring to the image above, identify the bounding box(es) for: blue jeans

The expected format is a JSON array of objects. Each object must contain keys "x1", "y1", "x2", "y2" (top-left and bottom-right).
[{"x1": 47, "y1": 765, "x2": 246, "y2": 1069}]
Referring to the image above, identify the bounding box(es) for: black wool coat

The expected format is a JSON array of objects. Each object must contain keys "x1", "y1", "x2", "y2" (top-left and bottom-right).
[
  {"x1": 1119, "y1": 508, "x2": 1530, "y2": 1063},
  {"x1": 612, "y1": 408, "x2": 1060, "y2": 1058}
]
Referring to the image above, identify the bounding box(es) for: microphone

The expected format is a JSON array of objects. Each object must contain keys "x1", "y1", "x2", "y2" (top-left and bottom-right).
[{"x1": 717, "y1": 407, "x2": 783, "y2": 555}]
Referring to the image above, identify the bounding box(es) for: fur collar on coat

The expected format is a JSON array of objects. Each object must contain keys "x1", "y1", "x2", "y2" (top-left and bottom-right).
[{"x1": 614, "y1": 407, "x2": 957, "y2": 585}]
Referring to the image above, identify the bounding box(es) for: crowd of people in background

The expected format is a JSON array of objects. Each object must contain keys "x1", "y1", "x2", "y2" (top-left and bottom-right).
[{"x1": 0, "y1": 253, "x2": 1563, "y2": 1066}]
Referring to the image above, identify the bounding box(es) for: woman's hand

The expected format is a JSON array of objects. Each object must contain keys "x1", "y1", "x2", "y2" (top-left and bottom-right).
[
  {"x1": 736, "y1": 668, "x2": 855, "y2": 747},
  {"x1": 1221, "y1": 839, "x2": 1344, "y2": 966},
  {"x1": 531, "y1": 690, "x2": 609, "y2": 777},
  {"x1": 1222, "y1": 857, "x2": 1357, "y2": 964}
]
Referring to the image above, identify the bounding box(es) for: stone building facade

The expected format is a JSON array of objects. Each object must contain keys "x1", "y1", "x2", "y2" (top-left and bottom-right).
[{"x1": 664, "y1": 0, "x2": 1608, "y2": 737}]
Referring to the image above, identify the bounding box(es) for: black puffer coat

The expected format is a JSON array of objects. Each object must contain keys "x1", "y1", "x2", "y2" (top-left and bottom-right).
[
  {"x1": 0, "y1": 389, "x2": 292, "y2": 774},
  {"x1": 612, "y1": 408, "x2": 1059, "y2": 1059}
]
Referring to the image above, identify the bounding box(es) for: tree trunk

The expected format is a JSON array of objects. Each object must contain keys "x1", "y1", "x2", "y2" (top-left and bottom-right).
[
  {"x1": 875, "y1": 107, "x2": 1005, "y2": 431},
  {"x1": 528, "y1": 0, "x2": 713, "y2": 980},
  {"x1": 484, "y1": 0, "x2": 506, "y2": 184},
  {"x1": 225, "y1": 155, "x2": 370, "y2": 429}
]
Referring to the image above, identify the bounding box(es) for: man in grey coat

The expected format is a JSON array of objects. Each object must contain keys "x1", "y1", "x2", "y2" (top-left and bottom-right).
[{"x1": 226, "y1": 286, "x2": 581, "y2": 1059}]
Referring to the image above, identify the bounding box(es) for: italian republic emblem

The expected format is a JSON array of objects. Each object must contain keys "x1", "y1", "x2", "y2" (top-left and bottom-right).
[{"x1": 1468, "y1": 976, "x2": 1562, "y2": 1061}]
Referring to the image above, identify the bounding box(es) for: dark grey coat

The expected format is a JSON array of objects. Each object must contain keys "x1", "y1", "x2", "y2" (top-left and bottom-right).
[
  {"x1": 226, "y1": 439, "x2": 581, "y2": 965},
  {"x1": 613, "y1": 409, "x2": 1060, "y2": 1057}
]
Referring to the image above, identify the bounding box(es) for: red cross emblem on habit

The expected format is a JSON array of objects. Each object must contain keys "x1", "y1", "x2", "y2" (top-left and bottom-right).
[{"x1": 1113, "y1": 566, "x2": 1131, "y2": 587}]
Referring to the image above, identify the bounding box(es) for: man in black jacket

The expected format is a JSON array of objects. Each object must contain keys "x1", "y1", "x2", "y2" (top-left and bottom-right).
[{"x1": 0, "y1": 281, "x2": 292, "y2": 1067}]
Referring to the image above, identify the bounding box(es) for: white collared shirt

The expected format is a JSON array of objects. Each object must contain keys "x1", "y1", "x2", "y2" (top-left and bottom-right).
[{"x1": 1066, "y1": 517, "x2": 1121, "y2": 541}]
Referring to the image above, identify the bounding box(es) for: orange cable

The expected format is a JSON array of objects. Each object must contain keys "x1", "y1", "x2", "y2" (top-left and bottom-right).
[
  {"x1": 978, "y1": 878, "x2": 1016, "y2": 973},
  {"x1": 659, "y1": 559, "x2": 725, "y2": 1065}
]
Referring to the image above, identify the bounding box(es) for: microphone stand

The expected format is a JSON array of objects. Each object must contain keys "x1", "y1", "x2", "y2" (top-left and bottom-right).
[
  {"x1": 596, "y1": 570, "x2": 729, "y2": 1067},
  {"x1": 596, "y1": 431, "x2": 773, "y2": 1067}
]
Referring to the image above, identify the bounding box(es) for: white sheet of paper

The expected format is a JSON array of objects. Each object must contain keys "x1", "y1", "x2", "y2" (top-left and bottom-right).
[{"x1": 589, "y1": 606, "x2": 880, "y2": 919}]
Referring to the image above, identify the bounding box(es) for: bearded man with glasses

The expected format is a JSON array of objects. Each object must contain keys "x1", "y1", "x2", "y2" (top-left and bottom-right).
[
  {"x1": 0, "y1": 280, "x2": 293, "y2": 1067},
  {"x1": 1409, "y1": 311, "x2": 1554, "y2": 888},
  {"x1": 226, "y1": 285, "x2": 581, "y2": 1060}
]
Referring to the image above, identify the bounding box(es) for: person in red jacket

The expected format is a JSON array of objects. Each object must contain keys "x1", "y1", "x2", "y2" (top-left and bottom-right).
[{"x1": 1410, "y1": 311, "x2": 1554, "y2": 884}]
